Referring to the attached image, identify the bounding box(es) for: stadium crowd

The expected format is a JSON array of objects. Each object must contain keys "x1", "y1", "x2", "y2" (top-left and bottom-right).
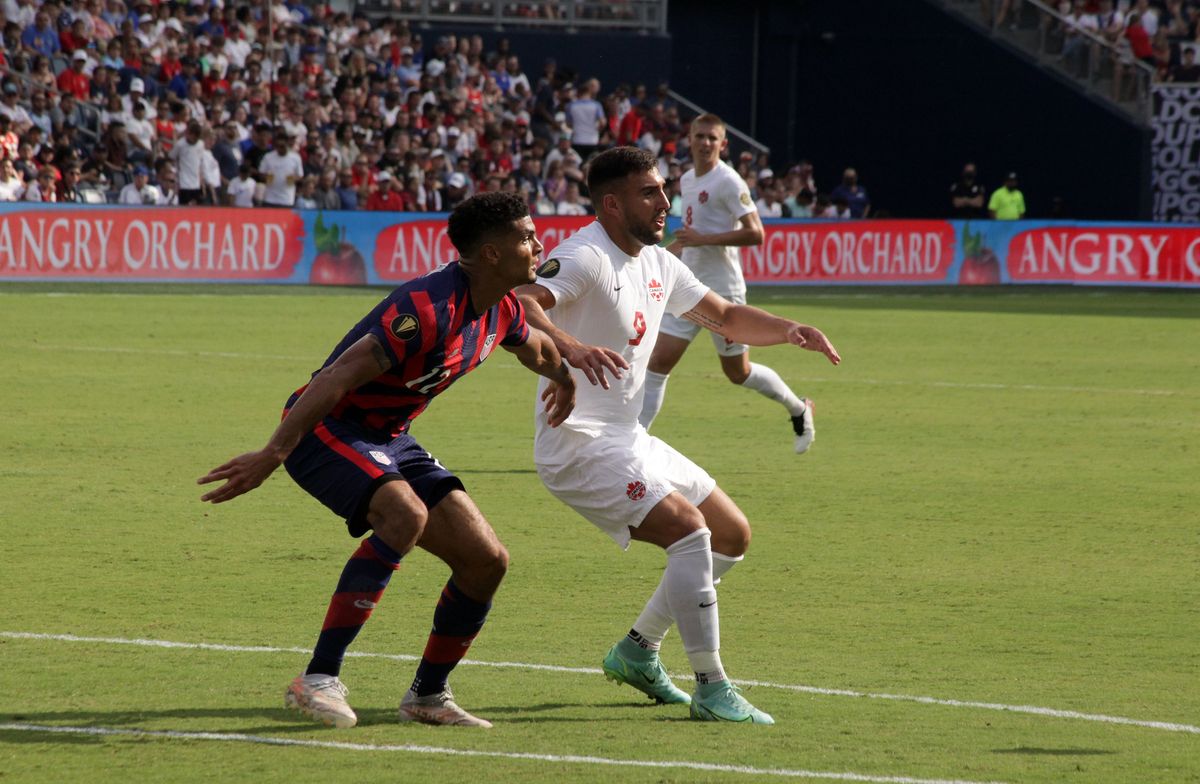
[
  {"x1": 0, "y1": 0, "x2": 870, "y2": 218},
  {"x1": 1044, "y1": 0, "x2": 1200, "y2": 93}
]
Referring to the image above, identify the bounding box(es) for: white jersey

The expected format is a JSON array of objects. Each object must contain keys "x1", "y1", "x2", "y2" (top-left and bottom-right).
[
  {"x1": 679, "y1": 160, "x2": 756, "y2": 297},
  {"x1": 533, "y1": 221, "x2": 708, "y2": 459}
]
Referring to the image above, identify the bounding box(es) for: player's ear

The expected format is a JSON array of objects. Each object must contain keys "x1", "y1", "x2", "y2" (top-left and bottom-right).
[
  {"x1": 600, "y1": 191, "x2": 619, "y2": 217},
  {"x1": 479, "y1": 241, "x2": 501, "y2": 265}
]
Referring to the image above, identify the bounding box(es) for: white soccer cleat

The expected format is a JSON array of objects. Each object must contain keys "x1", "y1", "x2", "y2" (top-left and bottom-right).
[
  {"x1": 398, "y1": 687, "x2": 493, "y2": 728},
  {"x1": 285, "y1": 673, "x2": 358, "y2": 728},
  {"x1": 792, "y1": 399, "x2": 815, "y2": 454}
]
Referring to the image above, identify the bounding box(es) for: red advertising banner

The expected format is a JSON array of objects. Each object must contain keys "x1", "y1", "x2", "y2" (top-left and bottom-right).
[
  {"x1": 1005, "y1": 225, "x2": 1200, "y2": 284},
  {"x1": 0, "y1": 207, "x2": 306, "y2": 279},
  {"x1": 742, "y1": 220, "x2": 958, "y2": 283},
  {"x1": 372, "y1": 215, "x2": 592, "y2": 282}
]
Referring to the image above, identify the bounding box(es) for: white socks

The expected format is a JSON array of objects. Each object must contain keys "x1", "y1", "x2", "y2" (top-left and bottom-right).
[
  {"x1": 742, "y1": 362, "x2": 806, "y2": 417},
  {"x1": 631, "y1": 544, "x2": 743, "y2": 645},
  {"x1": 638, "y1": 370, "x2": 669, "y2": 429},
  {"x1": 662, "y1": 528, "x2": 724, "y2": 682}
]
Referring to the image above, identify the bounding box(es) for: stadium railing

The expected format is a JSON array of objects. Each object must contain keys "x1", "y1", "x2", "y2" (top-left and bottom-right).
[{"x1": 352, "y1": 0, "x2": 668, "y2": 34}]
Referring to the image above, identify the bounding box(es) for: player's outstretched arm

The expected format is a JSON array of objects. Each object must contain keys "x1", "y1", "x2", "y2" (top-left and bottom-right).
[
  {"x1": 197, "y1": 334, "x2": 394, "y2": 503},
  {"x1": 683, "y1": 291, "x2": 841, "y2": 365},
  {"x1": 675, "y1": 212, "x2": 764, "y2": 249},
  {"x1": 505, "y1": 327, "x2": 576, "y2": 428},
  {"x1": 515, "y1": 283, "x2": 630, "y2": 390}
]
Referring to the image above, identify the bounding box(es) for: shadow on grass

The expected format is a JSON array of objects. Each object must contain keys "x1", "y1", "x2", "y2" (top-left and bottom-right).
[
  {"x1": 752, "y1": 285, "x2": 1200, "y2": 320},
  {"x1": 0, "y1": 699, "x2": 627, "y2": 737},
  {"x1": 992, "y1": 747, "x2": 1117, "y2": 756}
]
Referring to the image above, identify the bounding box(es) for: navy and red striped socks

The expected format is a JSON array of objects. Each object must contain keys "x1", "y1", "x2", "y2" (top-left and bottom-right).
[
  {"x1": 410, "y1": 579, "x2": 491, "y2": 696},
  {"x1": 305, "y1": 534, "x2": 403, "y2": 677}
]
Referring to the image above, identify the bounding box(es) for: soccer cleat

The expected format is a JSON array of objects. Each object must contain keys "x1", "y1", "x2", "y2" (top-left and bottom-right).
[
  {"x1": 602, "y1": 643, "x2": 691, "y2": 705},
  {"x1": 791, "y1": 398, "x2": 815, "y2": 454},
  {"x1": 284, "y1": 673, "x2": 358, "y2": 728},
  {"x1": 398, "y1": 687, "x2": 493, "y2": 727},
  {"x1": 690, "y1": 682, "x2": 775, "y2": 725}
]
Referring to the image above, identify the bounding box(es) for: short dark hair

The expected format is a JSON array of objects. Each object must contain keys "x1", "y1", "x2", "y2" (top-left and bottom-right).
[
  {"x1": 447, "y1": 192, "x2": 529, "y2": 257},
  {"x1": 586, "y1": 146, "x2": 657, "y2": 197}
]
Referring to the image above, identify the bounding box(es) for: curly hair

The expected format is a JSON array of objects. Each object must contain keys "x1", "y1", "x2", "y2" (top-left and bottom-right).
[{"x1": 447, "y1": 191, "x2": 530, "y2": 256}]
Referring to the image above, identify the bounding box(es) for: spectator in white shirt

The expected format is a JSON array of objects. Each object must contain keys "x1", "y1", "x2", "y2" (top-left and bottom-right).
[
  {"x1": 171, "y1": 120, "x2": 206, "y2": 205},
  {"x1": 226, "y1": 162, "x2": 258, "y2": 207},
  {"x1": 117, "y1": 165, "x2": 164, "y2": 205},
  {"x1": 0, "y1": 158, "x2": 24, "y2": 201},
  {"x1": 258, "y1": 130, "x2": 304, "y2": 207}
]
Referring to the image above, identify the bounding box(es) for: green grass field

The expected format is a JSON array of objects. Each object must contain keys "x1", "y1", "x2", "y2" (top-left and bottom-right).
[{"x1": 1, "y1": 283, "x2": 1197, "y2": 783}]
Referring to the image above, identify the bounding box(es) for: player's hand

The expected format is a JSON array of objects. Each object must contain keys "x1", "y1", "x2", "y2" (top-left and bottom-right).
[
  {"x1": 541, "y1": 377, "x2": 576, "y2": 427},
  {"x1": 197, "y1": 449, "x2": 282, "y2": 504},
  {"x1": 673, "y1": 226, "x2": 703, "y2": 247},
  {"x1": 562, "y1": 344, "x2": 629, "y2": 390},
  {"x1": 786, "y1": 324, "x2": 841, "y2": 365}
]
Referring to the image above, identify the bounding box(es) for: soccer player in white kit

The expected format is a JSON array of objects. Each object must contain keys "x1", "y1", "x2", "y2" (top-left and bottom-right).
[
  {"x1": 639, "y1": 114, "x2": 817, "y2": 453},
  {"x1": 516, "y1": 147, "x2": 840, "y2": 724}
]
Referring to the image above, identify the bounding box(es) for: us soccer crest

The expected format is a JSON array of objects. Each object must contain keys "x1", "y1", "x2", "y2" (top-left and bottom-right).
[
  {"x1": 698, "y1": 190, "x2": 709, "y2": 204},
  {"x1": 479, "y1": 333, "x2": 497, "y2": 360},
  {"x1": 626, "y1": 481, "x2": 647, "y2": 501}
]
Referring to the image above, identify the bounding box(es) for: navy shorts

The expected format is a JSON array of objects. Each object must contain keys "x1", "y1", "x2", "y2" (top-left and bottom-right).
[{"x1": 284, "y1": 417, "x2": 464, "y2": 537}]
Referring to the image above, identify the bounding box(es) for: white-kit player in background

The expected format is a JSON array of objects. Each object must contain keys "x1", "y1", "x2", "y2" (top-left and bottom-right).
[
  {"x1": 639, "y1": 113, "x2": 817, "y2": 453},
  {"x1": 516, "y1": 147, "x2": 840, "y2": 724}
]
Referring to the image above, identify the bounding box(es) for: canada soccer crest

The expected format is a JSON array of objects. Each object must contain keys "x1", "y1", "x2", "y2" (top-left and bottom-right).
[
  {"x1": 648, "y1": 278, "x2": 664, "y2": 302},
  {"x1": 698, "y1": 190, "x2": 709, "y2": 204},
  {"x1": 626, "y1": 481, "x2": 647, "y2": 501}
]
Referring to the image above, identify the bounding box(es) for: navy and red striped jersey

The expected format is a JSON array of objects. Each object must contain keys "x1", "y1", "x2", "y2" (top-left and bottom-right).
[{"x1": 286, "y1": 261, "x2": 530, "y2": 438}]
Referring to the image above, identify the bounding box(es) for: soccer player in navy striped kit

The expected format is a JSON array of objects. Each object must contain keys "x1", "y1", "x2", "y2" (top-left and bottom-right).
[{"x1": 199, "y1": 193, "x2": 575, "y2": 728}]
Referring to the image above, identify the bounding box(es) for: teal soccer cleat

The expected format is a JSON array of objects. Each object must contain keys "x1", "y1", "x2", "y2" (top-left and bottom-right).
[
  {"x1": 690, "y1": 682, "x2": 775, "y2": 724},
  {"x1": 602, "y1": 643, "x2": 691, "y2": 705}
]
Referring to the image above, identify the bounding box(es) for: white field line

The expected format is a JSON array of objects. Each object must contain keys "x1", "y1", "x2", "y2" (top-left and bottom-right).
[
  {"x1": 2, "y1": 631, "x2": 1196, "y2": 736},
  {"x1": 8, "y1": 343, "x2": 1193, "y2": 397},
  {"x1": 0, "y1": 723, "x2": 1004, "y2": 784}
]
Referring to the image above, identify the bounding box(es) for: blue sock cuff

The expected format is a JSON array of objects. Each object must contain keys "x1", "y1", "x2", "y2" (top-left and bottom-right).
[{"x1": 365, "y1": 534, "x2": 403, "y2": 566}]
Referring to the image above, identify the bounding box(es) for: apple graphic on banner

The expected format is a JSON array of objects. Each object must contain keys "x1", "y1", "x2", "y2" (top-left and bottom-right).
[
  {"x1": 958, "y1": 224, "x2": 1001, "y2": 285},
  {"x1": 310, "y1": 214, "x2": 367, "y2": 285}
]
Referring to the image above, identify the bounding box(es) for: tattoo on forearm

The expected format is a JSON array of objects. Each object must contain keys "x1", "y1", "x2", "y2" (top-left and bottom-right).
[
  {"x1": 684, "y1": 310, "x2": 724, "y2": 331},
  {"x1": 371, "y1": 341, "x2": 392, "y2": 372}
]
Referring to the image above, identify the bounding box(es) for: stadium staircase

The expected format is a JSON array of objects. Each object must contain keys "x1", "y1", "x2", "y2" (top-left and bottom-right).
[{"x1": 924, "y1": 0, "x2": 1153, "y2": 126}]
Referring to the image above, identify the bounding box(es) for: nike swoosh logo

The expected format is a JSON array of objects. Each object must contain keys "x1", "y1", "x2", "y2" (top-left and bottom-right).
[
  {"x1": 614, "y1": 286, "x2": 622, "y2": 291},
  {"x1": 699, "y1": 600, "x2": 717, "y2": 608},
  {"x1": 353, "y1": 599, "x2": 378, "y2": 610}
]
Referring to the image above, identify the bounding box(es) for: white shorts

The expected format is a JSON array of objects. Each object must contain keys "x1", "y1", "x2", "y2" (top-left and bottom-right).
[
  {"x1": 535, "y1": 425, "x2": 716, "y2": 549},
  {"x1": 658, "y1": 291, "x2": 748, "y2": 357}
]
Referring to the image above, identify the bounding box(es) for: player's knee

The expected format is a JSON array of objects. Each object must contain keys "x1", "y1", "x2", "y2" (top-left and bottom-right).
[
  {"x1": 722, "y1": 365, "x2": 750, "y2": 385},
  {"x1": 367, "y1": 483, "x2": 428, "y2": 552},
  {"x1": 482, "y1": 541, "x2": 510, "y2": 585},
  {"x1": 671, "y1": 505, "x2": 708, "y2": 542},
  {"x1": 709, "y1": 513, "x2": 751, "y2": 557}
]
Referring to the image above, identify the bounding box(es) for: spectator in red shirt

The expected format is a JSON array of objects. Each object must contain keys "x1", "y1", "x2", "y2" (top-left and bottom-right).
[
  {"x1": 57, "y1": 50, "x2": 92, "y2": 100},
  {"x1": 617, "y1": 101, "x2": 645, "y2": 146},
  {"x1": 59, "y1": 18, "x2": 90, "y2": 54},
  {"x1": 398, "y1": 173, "x2": 425, "y2": 211},
  {"x1": 366, "y1": 170, "x2": 402, "y2": 210}
]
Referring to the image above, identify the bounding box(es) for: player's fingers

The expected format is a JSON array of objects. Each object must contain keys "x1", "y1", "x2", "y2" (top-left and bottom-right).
[
  {"x1": 580, "y1": 364, "x2": 604, "y2": 388},
  {"x1": 603, "y1": 348, "x2": 631, "y2": 369},
  {"x1": 594, "y1": 353, "x2": 624, "y2": 379},
  {"x1": 197, "y1": 467, "x2": 231, "y2": 485}
]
